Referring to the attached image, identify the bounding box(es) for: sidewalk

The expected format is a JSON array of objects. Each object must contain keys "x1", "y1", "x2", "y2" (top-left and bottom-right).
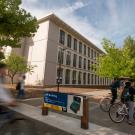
[{"x1": 9, "y1": 103, "x2": 127, "y2": 135}]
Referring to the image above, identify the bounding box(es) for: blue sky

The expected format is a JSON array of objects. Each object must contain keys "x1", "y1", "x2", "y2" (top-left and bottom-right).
[{"x1": 21, "y1": 0, "x2": 135, "y2": 50}]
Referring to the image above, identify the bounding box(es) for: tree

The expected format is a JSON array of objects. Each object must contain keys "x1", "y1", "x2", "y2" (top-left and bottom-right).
[
  {"x1": 122, "y1": 36, "x2": 135, "y2": 78},
  {"x1": 0, "y1": 0, "x2": 38, "y2": 47},
  {"x1": 5, "y1": 53, "x2": 35, "y2": 84},
  {"x1": 95, "y1": 39, "x2": 126, "y2": 79},
  {"x1": 95, "y1": 37, "x2": 135, "y2": 79}
]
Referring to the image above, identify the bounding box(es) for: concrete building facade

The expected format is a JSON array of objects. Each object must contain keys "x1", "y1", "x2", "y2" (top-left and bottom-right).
[{"x1": 18, "y1": 14, "x2": 111, "y2": 86}]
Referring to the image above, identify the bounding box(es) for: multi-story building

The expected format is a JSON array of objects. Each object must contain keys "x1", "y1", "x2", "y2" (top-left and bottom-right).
[{"x1": 16, "y1": 14, "x2": 111, "y2": 86}]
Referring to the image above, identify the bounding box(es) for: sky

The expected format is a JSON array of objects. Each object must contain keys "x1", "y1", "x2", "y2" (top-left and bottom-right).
[{"x1": 21, "y1": 0, "x2": 135, "y2": 50}]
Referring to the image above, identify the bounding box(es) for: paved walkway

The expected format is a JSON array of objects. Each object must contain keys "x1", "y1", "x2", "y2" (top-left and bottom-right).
[{"x1": 9, "y1": 103, "x2": 127, "y2": 135}]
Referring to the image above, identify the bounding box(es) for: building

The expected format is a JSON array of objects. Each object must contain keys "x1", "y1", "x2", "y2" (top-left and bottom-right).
[{"x1": 16, "y1": 14, "x2": 111, "y2": 86}]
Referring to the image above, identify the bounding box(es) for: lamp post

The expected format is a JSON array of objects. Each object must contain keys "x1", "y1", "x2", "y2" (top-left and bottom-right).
[{"x1": 57, "y1": 48, "x2": 67, "y2": 92}]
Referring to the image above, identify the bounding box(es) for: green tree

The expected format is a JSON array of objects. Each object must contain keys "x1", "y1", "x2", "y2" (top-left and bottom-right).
[
  {"x1": 5, "y1": 53, "x2": 35, "y2": 84},
  {"x1": 0, "y1": 0, "x2": 38, "y2": 47},
  {"x1": 122, "y1": 36, "x2": 135, "y2": 78},
  {"x1": 95, "y1": 39, "x2": 125, "y2": 79},
  {"x1": 95, "y1": 37, "x2": 135, "y2": 79}
]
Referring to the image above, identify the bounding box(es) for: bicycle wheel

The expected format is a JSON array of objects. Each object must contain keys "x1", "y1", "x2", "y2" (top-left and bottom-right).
[
  {"x1": 100, "y1": 97, "x2": 111, "y2": 112},
  {"x1": 109, "y1": 103, "x2": 126, "y2": 123}
]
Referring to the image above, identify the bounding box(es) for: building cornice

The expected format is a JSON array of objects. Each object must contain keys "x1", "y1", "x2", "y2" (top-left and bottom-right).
[{"x1": 38, "y1": 14, "x2": 104, "y2": 54}]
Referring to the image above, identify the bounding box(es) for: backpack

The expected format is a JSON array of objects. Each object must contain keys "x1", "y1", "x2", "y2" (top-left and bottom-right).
[
  {"x1": 121, "y1": 87, "x2": 130, "y2": 102},
  {"x1": 16, "y1": 82, "x2": 21, "y2": 90}
]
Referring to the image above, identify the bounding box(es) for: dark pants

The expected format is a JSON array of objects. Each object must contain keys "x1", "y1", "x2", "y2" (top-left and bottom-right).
[
  {"x1": 18, "y1": 89, "x2": 25, "y2": 98},
  {"x1": 111, "y1": 89, "x2": 117, "y2": 104}
]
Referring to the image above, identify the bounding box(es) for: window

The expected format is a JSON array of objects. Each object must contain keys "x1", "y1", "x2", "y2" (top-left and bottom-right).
[
  {"x1": 91, "y1": 61, "x2": 94, "y2": 71},
  {"x1": 94, "y1": 51, "x2": 96, "y2": 59},
  {"x1": 88, "y1": 60, "x2": 90, "y2": 70},
  {"x1": 72, "y1": 71, "x2": 76, "y2": 84},
  {"x1": 88, "y1": 73, "x2": 90, "y2": 84},
  {"x1": 57, "y1": 68, "x2": 63, "y2": 84},
  {"x1": 83, "y1": 73, "x2": 86, "y2": 84},
  {"x1": 91, "y1": 74, "x2": 94, "y2": 85},
  {"x1": 59, "y1": 30, "x2": 65, "y2": 45},
  {"x1": 73, "y1": 54, "x2": 77, "y2": 67},
  {"x1": 65, "y1": 69, "x2": 70, "y2": 84},
  {"x1": 79, "y1": 56, "x2": 82, "y2": 68},
  {"x1": 83, "y1": 58, "x2": 86, "y2": 69},
  {"x1": 78, "y1": 72, "x2": 82, "y2": 84},
  {"x1": 84, "y1": 45, "x2": 86, "y2": 55},
  {"x1": 79, "y1": 42, "x2": 82, "y2": 53},
  {"x1": 73, "y1": 38, "x2": 77, "y2": 51},
  {"x1": 57, "y1": 48, "x2": 64, "y2": 64},
  {"x1": 67, "y1": 34, "x2": 72, "y2": 48},
  {"x1": 95, "y1": 75, "x2": 97, "y2": 85},
  {"x1": 66, "y1": 51, "x2": 71, "y2": 66},
  {"x1": 88, "y1": 47, "x2": 90, "y2": 57},
  {"x1": 91, "y1": 49, "x2": 93, "y2": 59}
]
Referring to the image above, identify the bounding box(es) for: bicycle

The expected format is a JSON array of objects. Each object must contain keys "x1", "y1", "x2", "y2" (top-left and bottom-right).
[
  {"x1": 99, "y1": 97, "x2": 112, "y2": 112},
  {"x1": 109, "y1": 102, "x2": 135, "y2": 123}
]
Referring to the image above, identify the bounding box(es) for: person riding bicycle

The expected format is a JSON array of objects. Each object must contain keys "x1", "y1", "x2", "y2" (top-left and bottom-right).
[
  {"x1": 121, "y1": 81, "x2": 135, "y2": 125},
  {"x1": 110, "y1": 78, "x2": 120, "y2": 104}
]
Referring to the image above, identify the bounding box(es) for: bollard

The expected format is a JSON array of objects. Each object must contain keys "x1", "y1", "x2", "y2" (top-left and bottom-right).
[
  {"x1": 81, "y1": 97, "x2": 89, "y2": 129},
  {"x1": 42, "y1": 104, "x2": 48, "y2": 116}
]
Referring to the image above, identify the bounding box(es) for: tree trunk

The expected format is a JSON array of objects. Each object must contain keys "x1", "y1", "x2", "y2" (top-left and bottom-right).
[{"x1": 11, "y1": 76, "x2": 14, "y2": 85}]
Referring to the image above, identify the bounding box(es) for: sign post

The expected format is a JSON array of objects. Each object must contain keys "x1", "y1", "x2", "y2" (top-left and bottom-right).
[
  {"x1": 42, "y1": 92, "x2": 89, "y2": 130},
  {"x1": 81, "y1": 97, "x2": 89, "y2": 129}
]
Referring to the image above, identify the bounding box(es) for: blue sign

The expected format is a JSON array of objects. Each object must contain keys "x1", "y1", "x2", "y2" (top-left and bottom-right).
[{"x1": 44, "y1": 92, "x2": 68, "y2": 108}]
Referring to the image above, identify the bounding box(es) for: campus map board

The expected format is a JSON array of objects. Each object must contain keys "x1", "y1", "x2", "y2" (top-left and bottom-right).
[{"x1": 44, "y1": 92, "x2": 83, "y2": 116}]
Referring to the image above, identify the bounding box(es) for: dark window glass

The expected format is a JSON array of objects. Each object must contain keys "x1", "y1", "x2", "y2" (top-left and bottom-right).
[
  {"x1": 88, "y1": 73, "x2": 90, "y2": 84},
  {"x1": 91, "y1": 49, "x2": 93, "y2": 59},
  {"x1": 67, "y1": 34, "x2": 72, "y2": 48},
  {"x1": 83, "y1": 58, "x2": 86, "y2": 69},
  {"x1": 73, "y1": 38, "x2": 77, "y2": 51},
  {"x1": 73, "y1": 54, "x2": 77, "y2": 67},
  {"x1": 91, "y1": 61, "x2": 94, "y2": 71},
  {"x1": 58, "y1": 48, "x2": 64, "y2": 64},
  {"x1": 72, "y1": 71, "x2": 76, "y2": 84},
  {"x1": 91, "y1": 74, "x2": 94, "y2": 85},
  {"x1": 95, "y1": 75, "x2": 97, "y2": 85},
  {"x1": 65, "y1": 69, "x2": 70, "y2": 84},
  {"x1": 84, "y1": 45, "x2": 86, "y2": 55},
  {"x1": 66, "y1": 51, "x2": 71, "y2": 66},
  {"x1": 83, "y1": 73, "x2": 86, "y2": 84},
  {"x1": 79, "y1": 42, "x2": 82, "y2": 53},
  {"x1": 88, "y1": 60, "x2": 90, "y2": 70},
  {"x1": 78, "y1": 72, "x2": 82, "y2": 84},
  {"x1": 79, "y1": 56, "x2": 82, "y2": 68},
  {"x1": 88, "y1": 47, "x2": 90, "y2": 57},
  {"x1": 59, "y1": 30, "x2": 65, "y2": 45}
]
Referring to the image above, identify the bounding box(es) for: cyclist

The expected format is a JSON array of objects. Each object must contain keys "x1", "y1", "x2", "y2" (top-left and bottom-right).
[
  {"x1": 121, "y1": 81, "x2": 135, "y2": 125},
  {"x1": 110, "y1": 78, "x2": 120, "y2": 104}
]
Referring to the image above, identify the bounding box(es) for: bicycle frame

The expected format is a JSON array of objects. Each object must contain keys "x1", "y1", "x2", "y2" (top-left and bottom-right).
[{"x1": 118, "y1": 104, "x2": 128, "y2": 116}]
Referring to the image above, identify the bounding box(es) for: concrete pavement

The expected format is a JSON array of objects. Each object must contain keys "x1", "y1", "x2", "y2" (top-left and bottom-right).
[{"x1": 9, "y1": 102, "x2": 128, "y2": 135}]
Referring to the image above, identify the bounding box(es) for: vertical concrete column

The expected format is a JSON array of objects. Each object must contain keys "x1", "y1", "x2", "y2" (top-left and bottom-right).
[
  {"x1": 63, "y1": 68, "x2": 66, "y2": 85},
  {"x1": 76, "y1": 71, "x2": 79, "y2": 85},
  {"x1": 70, "y1": 69, "x2": 72, "y2": 85}
]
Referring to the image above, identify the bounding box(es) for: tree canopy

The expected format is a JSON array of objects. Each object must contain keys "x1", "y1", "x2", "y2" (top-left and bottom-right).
[
  {"x1": 0, "y1": 0, "x2": 38, "y2": 47},
  {"x1": 5, "y1": 53, "x2": 35, "y2": 84},
  {"x1": 95, "y1": 36, "x2": 135, "y2": 79}
]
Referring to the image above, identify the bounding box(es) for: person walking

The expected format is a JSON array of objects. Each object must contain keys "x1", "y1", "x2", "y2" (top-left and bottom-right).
[{"x1": 17, "y1": 75, "x2": 26, "y2": 98}]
